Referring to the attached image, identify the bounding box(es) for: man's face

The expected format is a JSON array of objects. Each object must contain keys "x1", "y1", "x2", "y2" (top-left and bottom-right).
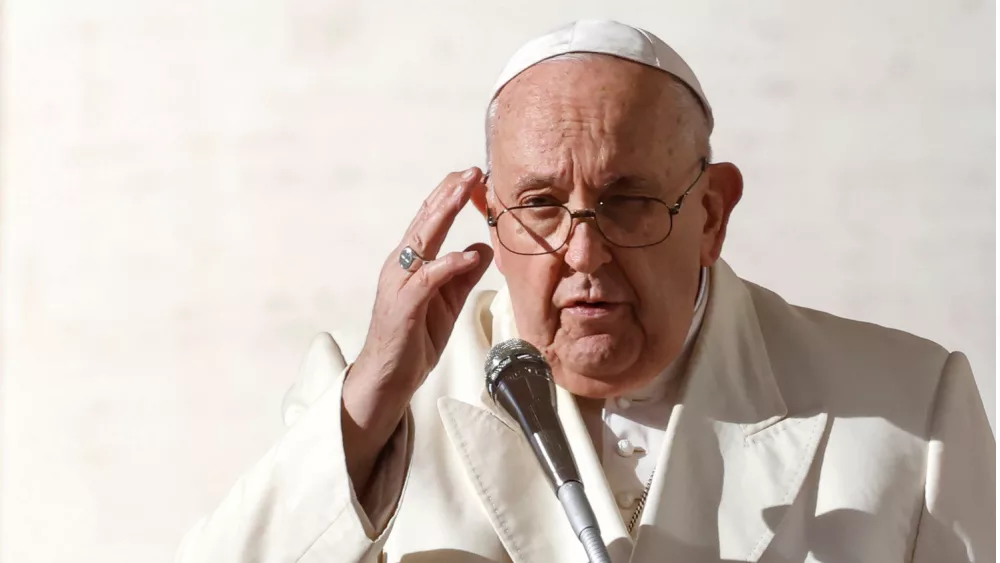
[{"x1": 482, "y1": 55, "x2": 741, "y2": 399}]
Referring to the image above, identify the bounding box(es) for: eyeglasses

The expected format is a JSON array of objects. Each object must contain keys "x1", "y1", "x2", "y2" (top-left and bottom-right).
[{"x1": 487, "y1": 158, "x2": 707, "y2": 256}]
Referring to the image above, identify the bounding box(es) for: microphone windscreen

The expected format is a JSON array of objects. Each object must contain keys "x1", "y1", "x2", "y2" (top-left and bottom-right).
[{"x1": 484, "y1": 338, "x2": 546, "y2": 393}]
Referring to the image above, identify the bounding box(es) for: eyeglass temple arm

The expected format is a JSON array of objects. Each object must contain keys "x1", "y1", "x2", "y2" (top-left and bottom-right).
[{"x1": 669, "y1": 158, "x2": 708, "y2": 214}]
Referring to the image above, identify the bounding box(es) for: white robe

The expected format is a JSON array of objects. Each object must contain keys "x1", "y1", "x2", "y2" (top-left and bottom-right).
[{"x1": 176, "y1": 259, "x2": 995, "y2": 563}]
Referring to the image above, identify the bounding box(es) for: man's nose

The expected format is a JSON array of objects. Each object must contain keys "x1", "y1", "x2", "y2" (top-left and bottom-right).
[{"x1": 562, "y1": 220, "x2": 613, "y2": 274}]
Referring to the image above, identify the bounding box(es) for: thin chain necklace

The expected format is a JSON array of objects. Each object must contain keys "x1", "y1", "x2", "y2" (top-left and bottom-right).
[{"x1": 627, "y1": 469, "x2": 655, "y2": 535}]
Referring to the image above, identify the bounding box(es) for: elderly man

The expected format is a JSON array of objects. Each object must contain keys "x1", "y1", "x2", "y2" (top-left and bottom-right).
[{"x1": 176, "y1": 20, "x2": 994, "y2": 563}]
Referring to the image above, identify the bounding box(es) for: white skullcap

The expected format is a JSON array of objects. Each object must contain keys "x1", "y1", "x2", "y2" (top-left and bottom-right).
[{"x1": 490, "y1": 19, "x2": 713, "y2": 133}]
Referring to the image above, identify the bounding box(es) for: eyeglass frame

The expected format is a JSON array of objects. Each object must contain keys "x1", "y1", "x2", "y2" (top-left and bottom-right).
[{"x1": 485, "y1": 158, "x2": 708, "y2": 256}]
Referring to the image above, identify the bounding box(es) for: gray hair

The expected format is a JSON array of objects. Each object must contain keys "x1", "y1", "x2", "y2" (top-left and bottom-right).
[{"x1": 484, "y1": 53, "x2": 711, "y2": 173}]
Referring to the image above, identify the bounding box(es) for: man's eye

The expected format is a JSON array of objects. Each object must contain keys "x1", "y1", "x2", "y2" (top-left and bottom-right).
[
  {"x1": 605, "y1": 194, "x2": 651, "y2": 205},
  {"x1": 521, "y1": 195, "x2": 560, "y2": 207}
]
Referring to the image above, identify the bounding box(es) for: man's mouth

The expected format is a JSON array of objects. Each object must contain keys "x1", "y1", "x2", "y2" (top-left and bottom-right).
[{"x1": 563, "y1": 300, "x2": 626, "y2": 318}]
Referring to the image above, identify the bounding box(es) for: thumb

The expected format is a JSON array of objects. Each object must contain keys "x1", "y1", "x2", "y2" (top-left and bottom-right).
[{"x1": 445, "y1": 243, "x2": 494, "y2": 309}]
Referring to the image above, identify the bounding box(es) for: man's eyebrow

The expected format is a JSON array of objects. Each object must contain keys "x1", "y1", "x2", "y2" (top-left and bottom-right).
[
  {"x1": 601, "y1": 175, "x2": 658, "y2": 192},
  {"x1": 506, "y1": 174, "x2": 660, "y2": 198},
  {"x1": 510, "y1": 174, "x2": 562, "y2": 197}
]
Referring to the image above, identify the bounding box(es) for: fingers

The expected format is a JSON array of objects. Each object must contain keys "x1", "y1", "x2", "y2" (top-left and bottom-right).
[
  {"x1": 399, "y1": 243, "x2": 492, "y2": 316},
  {"x1": 444, "y1": 243, "x2": 494, "y2": 311},
  {"x1": 401, "y1": 167, "x2": 484, "y2": 262},
  {"x1": 401, "y1": 246, "x2": 484, "y2": 304}
]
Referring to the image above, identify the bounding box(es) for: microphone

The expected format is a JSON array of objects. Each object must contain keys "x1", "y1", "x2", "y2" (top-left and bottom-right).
[{"x1": 485, "y1": 339, "x2": 611, "y2": 563}]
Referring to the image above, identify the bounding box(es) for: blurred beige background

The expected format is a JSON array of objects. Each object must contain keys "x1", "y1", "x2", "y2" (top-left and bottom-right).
[{"x1": 0, "y1": 1, "x2": 994, "y2": 562}]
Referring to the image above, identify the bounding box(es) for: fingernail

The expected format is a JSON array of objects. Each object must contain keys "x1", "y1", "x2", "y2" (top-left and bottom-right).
[
  {"x1": 463, "y1": 250, "x2": 478, "y2": 261},
  {"x1": 462, "y1": 168, "x2": 477, "y2": 180}
]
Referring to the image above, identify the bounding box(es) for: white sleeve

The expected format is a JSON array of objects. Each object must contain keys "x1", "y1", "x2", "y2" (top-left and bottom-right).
[
  {"x1": 910, "y1": 352, "x2": 995, "y2": 563},
  {"x1": 175, "y1": 333, "x2": 413, "y2": 563}
]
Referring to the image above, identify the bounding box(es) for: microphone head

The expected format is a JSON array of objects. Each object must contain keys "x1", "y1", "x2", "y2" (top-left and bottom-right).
[
  {"x1": 483, "y1": 338, "x2": 577, "y2": 490},
  {"x1": 484, "y1": 338, "x2": 548, "y2": 397}
]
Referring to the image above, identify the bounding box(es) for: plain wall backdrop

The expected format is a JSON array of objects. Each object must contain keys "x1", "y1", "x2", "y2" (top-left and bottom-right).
[{"x1": 0, "y1": 1, "x2": 994, "y2": 562}]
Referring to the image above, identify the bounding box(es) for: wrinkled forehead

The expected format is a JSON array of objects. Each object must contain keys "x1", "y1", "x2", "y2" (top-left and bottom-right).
[{"x1": 489, "y1": 56, "x2": 700, "y2": 185}]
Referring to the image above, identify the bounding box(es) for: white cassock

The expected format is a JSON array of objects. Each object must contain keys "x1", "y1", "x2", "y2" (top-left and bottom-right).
[{"x1": 175, "y1": 259, "x2": 995, "y2": 563}]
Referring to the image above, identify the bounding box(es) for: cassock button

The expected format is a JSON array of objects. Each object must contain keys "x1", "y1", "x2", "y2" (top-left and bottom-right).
[
  {"x1": 615, "y1": 491, "x2": 638, "y2": 508},
  {"x1": 616, "y1": 439, "x2": 635, "y2": 457}
]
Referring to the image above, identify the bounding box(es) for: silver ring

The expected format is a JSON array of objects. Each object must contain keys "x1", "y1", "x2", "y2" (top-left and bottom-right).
[{"x1": 399, "y1": 245, "x2": 427, "y2": 271}]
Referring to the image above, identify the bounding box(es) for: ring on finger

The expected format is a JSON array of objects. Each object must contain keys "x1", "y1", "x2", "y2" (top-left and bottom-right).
[{"x1": 399, "y1": 245, "x2": 430, "y2": 272}]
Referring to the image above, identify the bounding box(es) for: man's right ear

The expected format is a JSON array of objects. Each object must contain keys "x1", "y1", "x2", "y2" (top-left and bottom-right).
[
  {"x1": 471, "y1": 177, "x2": 490, "y2": 219},
  {"x1": 470, "y1": 176, "x2": 505, "y2": 273}
]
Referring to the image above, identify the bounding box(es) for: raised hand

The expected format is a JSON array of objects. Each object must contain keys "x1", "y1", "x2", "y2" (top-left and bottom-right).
[{"x1": 342, "y1": 167, "x2": 493, "y2": 492}]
